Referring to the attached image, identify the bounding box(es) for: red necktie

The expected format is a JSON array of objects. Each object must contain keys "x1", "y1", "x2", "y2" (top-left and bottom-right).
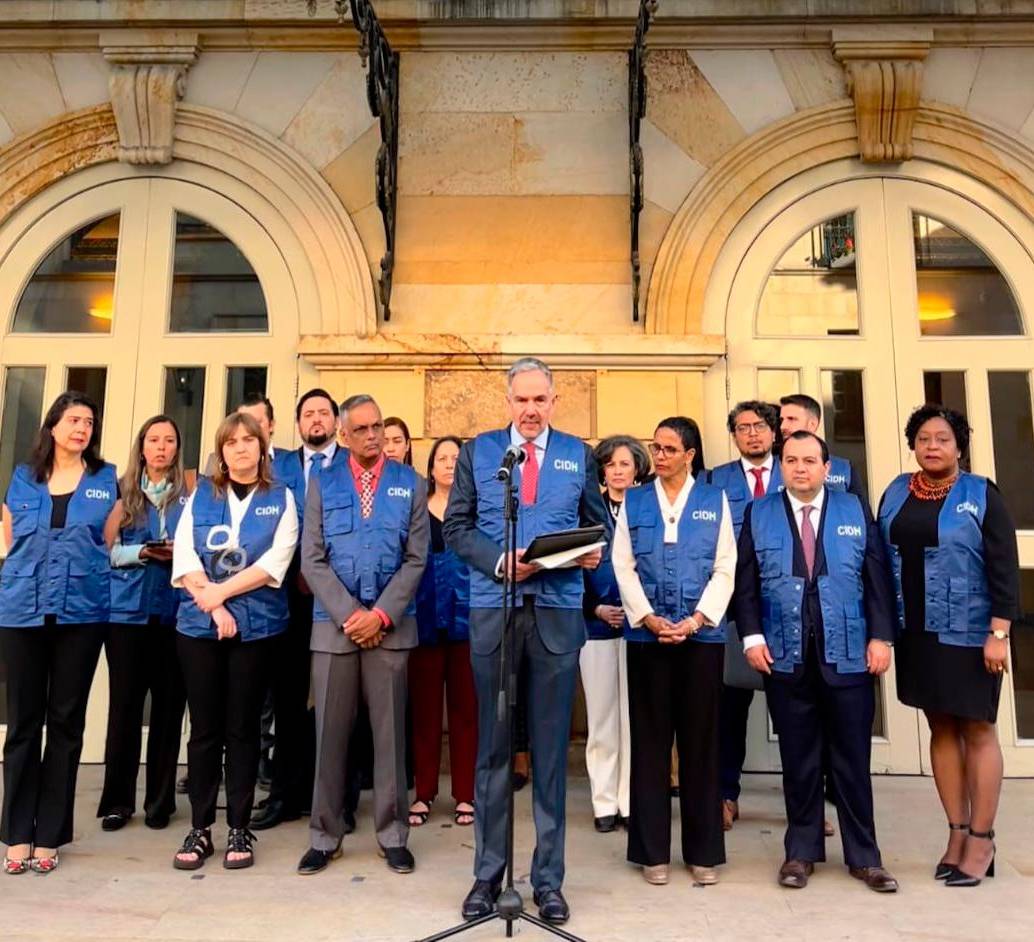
[
  {"x1": 750, "y1": 467, "x2": 766, "y2": 498},
  {"x1": 520, "y1": 442, "x2": 539, "y2": 505},
  {"x1": 800, "y1": 504, "x2": 816, "y2": 579},
  {"x1": 360, "y1": 469, "x2": 375, "y2": 519}
]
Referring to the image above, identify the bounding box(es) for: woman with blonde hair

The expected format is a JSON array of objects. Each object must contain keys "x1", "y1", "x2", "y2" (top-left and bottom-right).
[
  {"x1": 97, "y1": 416, "x2": 191, "y2": 833},
  {"x1": 170, "y1": 412, "x2": 298, "y2": 871}
]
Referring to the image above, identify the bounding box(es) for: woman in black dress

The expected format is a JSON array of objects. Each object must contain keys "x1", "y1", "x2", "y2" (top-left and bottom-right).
[{"x1": 878, "y1": 406, "x2": 1017, "y2": 888}]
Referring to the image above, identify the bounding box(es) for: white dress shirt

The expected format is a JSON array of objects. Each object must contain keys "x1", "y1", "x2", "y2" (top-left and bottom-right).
[
  {"x1": 495, "y1": 425, "x2": 552, "y2": 576},
  {"x1": 740, "y1": 454, "x2": 774, "y2": 495},
  {"x1": 743, "y1": 487, "x2": 825, "y2": 651},
  {"x1": 303, "y1": 442, "x2": 337, "y2": 492},
  {"x1": 612, "y1": 474, "x2": 737, "y2": 628},
  {"x1": 172, "y1": 484, "x2": 299, "y2": 589}
]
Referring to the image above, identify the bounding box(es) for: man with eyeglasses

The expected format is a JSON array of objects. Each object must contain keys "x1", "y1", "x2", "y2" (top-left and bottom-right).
[
  {"x1": 707, "y1": 401, "x2": 781, "y2": 832},
  {"x1": 297, "y1": 394, "x2": 429, "y2": 877}
]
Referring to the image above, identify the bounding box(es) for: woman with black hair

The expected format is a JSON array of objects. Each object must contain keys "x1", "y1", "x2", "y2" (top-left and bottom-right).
[
  {"x1": 97, "y1": 415, "x2": 191, "y2": 833},
  {"x1": 407, "y1": 436, "x2": 477, "y2": 828},
  {"x1": 878, "y1": 405, "x2": 1018, "y2": 888},
  {"x1": 1, "y1": 392, "x2": 121, "y2": 874},
  {"x1": 612, "y1": 417, "x2": 736, "y2": 886},
  {"x1": 383, "y1": 416, "x2": 414, "y2": 467},
  {"x1": 580, "y1": 435, "x2": 651, "y2": 833}
]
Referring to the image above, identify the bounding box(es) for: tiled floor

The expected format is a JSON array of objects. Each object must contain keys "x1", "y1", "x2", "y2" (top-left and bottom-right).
[{"x1": 2, "y1": 767, "x2": 1032, "y2": 941}]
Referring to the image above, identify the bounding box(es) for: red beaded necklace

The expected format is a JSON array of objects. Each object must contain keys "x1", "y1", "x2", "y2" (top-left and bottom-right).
[{"x1": 908, "y1": 469, "x2": 958, "y2": 502}]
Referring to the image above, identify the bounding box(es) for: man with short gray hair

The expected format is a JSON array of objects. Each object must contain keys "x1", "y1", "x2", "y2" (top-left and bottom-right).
[{"x1": 444, "y1": 357, "x2": 606, "y2": 925}]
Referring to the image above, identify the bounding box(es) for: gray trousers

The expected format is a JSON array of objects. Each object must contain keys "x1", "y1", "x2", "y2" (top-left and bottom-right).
[{"x1": 309, "y1": 647, "x2": 410, "y2": 851}]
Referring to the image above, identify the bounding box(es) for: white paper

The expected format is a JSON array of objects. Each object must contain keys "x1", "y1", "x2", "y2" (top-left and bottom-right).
[{"x1": 531, "y1": 540, "x2": 607, "y2": 570}]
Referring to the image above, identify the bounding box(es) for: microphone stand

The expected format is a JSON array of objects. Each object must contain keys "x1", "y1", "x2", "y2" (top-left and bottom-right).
[{"x1": 414, "y1": 463, "x2": 587, "y2": 942}]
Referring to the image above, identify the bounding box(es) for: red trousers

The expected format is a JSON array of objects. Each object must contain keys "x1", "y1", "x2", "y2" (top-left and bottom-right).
[{"x1": 408, "y1": 641, "x2": 478, "y2": 804}]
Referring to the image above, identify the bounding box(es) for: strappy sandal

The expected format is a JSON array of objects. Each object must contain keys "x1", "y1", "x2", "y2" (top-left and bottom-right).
[
  {"x1": 408, "y1": 800, "x2": 432, "y2": 827},
  {"x1": 935, "y1": 822, "x2": 970, "y2": 880},
  {"x1": 29, "y1": 851, "x2": 59, "y2": 874},
  {"x1": 173, "y1": 827, "x2": 214, "y2": 870},
  {"x1": 454, "y1": 803, "x2": 475, "y2": 827},
  {"x1": 223, "y1": 827, "x2": 256, "y2": 870},
  {"x1": 3, "y1": 847, "x2": 32, "y2": 875}
]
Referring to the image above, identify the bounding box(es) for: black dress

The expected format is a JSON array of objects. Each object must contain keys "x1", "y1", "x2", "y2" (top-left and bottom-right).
[{"x1": 889, "y1": 484, "x2": 1019, "y2": 722}]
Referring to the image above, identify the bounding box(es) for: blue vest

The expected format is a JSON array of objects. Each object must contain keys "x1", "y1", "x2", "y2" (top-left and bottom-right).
[
  {"x1": 313, "y1": 459, "x2": 419, "y2": 622},
  {"x1": 0, "y1": 462, "x2": 118, "y2": 627},
  {"x1": 750, "y1": 490, "x2": 869, "y2": 674},
  {"x1": 623, "y1": 481, "x2": 726, "y2": 645},
  {"x1": 271, "y1": 446, "x2": 344, "y2": 536},
  {"x1": 176, "y1": 480, "x2": 290, "y2": 641},
  {"x1": 826, "y1": 455, "x2": 853, "y2": 492},
  {"x1": 416, "y1": 544, "x2": 471, "y2": 645},
  {"x1": 110, "y1": 493, "x2": 189, "y2": 625},
  {"x1": 708, "y1": 460, "x2": 782, "y2": 537},
  {"x1": 584, "y1": 511, "x2": 627, "y2": 641},
  {"x1": 878, "y1": 472, "x2": 991, "y2": 648},
  {"x1": 468, "y1": 428, "x2": 587, "y2": 610}
]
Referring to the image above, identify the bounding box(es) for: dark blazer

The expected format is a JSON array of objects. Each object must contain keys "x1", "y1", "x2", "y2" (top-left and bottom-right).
[
  {"x1": 442, "y1": 427, "x2": 607, "y2": 656},
  {"x1": 733, "y1": 490, "x2": 895, "y2": 688},
  {"x1": 302, "y1": 468, "x2": 429, "y2": 654}
]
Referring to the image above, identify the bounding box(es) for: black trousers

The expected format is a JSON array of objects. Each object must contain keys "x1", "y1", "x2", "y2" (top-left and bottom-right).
[
  {"x1": 626, "y1": 640, "x2": 725, "y2": 868},
  {"x1": 97, "y1": 620, "x2": 186, "y2": 820},
  {"x1": 764, "y1": 645, "x2": 881, "y2": 868},
  {"x1": 719, "y1": 684, "x2": 754, "y2": 802},
  {"x1": 266, "y1": 589, "x2": 315, "y2": 813},
  {"x1": 0, "y1": 622, "x2": 105, "y2": 847},
  {"x1": 176, "y1": 632, "x2": 275, "y2": 830}
]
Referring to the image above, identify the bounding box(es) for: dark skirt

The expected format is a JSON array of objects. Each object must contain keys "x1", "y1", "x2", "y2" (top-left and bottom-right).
[{"x1": 896, "y1": 627, "x2": 1002, "y2": 723}]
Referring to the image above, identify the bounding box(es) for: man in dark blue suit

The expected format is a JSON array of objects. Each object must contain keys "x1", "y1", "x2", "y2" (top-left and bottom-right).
[
  {"x1": 733, "y1": 431, "x2": 899, "y2": 893},
  {"x1": 443, "y1": 357, "x2": 606, "y2": 925}
]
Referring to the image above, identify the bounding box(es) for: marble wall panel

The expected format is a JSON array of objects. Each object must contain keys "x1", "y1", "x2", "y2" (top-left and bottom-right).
[
  {"x1": 321, "y1": 369, "x2": 427, "y2": 438},
  {"x1": 597, "y1": 371, "x2": 678, "y2": 440},
  {"x1": 183, "y1": 51, "x2": 259, "y2": 115},
  {"x1": 645, "y1": 49, "x2": 746, "y2": 168},
  {"x1": 322, "y1": 124, "x2": 380, "y2": 214},
  {"x1": 401, "y1": 51, "x2": 625, "y2": 115},
  {"x1": 640, "y1": 119, "x2": 705, "y2": 215},
  {"x1": 282, "y1": 55, "x2": 374, "y2": 170},
  {"x1": 426, "y1": 369, "x2": 593, "y2": 440},
  {"x1": 52, "y1": 53, "x2": 110, "y2": 112},
  {"x1": 923, "y1": 47, "x2": 982, "y2": 108},
  {"x1": 386, "y1": 283, "x2": 631, "y2": 334},
  {"x1": 234, "y1": 51, "x2": 337, "y2": 138},
  {"x1": 514, "y1": 112, "x2": 627, "y2": 195},
  {"x1": 690, "y1": 50, "x2": 796, "y2": 135},
  {"x1": 773, "y1": 48, "x2": 849, "y2": 110},
  {"x1": 0, "y1": 54, "x2": 66, "y2": 135},
  {"x1": 966, "y1": 48, "x2": 1034, "y2": 130}
]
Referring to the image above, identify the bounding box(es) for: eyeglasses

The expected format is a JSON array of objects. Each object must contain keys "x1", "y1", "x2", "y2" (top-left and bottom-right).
[
  {"x1": 734, "y1": 421, "x2": 770, "y2": 435},
  {"x1": 648, "y1": 442, "x2": 682, "y2": 457}
]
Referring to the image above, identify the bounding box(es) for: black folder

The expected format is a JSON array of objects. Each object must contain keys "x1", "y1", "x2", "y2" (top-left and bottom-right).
[{"x1": 521, "y1": 525, "x2": 607, "y2": 564}]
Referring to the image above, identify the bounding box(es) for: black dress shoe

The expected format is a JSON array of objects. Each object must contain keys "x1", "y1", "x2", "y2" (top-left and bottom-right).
[
  {"x1": 101, "y1": 811, "x2": 131, "y2": 832},
  {"x1": 380, "y1": 845, "x2": 415, "y2": 873},
  {"x1": 462, "y1": 880, "x2": 501, "y2": 920},
  {"x1": 533, "y1": 888, "x2": 570, "y2": 924},
  {"x1": 594, "y1": 815, "x2": 619, "y2": 833},
  {"x1": 250, "y1": 799, "x2": 300, "y2": 831},
  {"x1": 297, "y1": 845, "x2": 341, "y2": 875},
  {"x1": 145, "y1": 812, "x2": 170, "y2": 830},
  {"x1": 343, "y1": 810, "x2": 357, "y2": 835}
]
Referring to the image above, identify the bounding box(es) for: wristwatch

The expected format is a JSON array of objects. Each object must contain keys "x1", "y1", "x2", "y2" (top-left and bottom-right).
[{"x1": 990, "y1": 628, "x2": 1010, "y2": 641}]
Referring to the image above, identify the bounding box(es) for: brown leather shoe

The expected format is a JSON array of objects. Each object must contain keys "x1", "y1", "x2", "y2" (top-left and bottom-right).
[
  {"x1": 722, "y1": 799, "x2": 739, "y2": 831},
  {"x1": 849, "y1": 866, "x2": 899, "y2": 893},
  {"x1": 778, "y1": 859, "x2": 814, "y2": 889}
]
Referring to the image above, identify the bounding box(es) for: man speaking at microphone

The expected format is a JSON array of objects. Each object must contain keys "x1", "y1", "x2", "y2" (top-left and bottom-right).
[{"x1": 444, "y1": 357, "x2": 606, "y2": 926}]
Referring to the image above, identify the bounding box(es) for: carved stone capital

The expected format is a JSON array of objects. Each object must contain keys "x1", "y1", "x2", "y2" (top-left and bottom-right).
[
  {"x1": 833, "y1": 27, "x2": 932, "y2": 163},
  {"x1": 101, "y1": 31, "x2": 199, "y2": 165}
]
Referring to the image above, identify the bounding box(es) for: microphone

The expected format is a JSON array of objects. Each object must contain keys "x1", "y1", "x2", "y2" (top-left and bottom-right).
[{"x1": 496, "y1": 443, "x2": 527, "y2": 481}]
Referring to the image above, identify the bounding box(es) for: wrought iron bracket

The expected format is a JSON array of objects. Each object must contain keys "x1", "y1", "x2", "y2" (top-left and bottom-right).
[
  {"x1": 629, "y1": 0, "x2": 657, "y2": 323},
  {"x1": 334, "y1": 0, "x2": 400, "y2": 322}
]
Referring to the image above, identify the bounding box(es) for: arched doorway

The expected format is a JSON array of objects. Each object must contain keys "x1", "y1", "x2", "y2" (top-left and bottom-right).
[{"x1": 706, "y1": 159, "x2": 1034, "y2": 776}]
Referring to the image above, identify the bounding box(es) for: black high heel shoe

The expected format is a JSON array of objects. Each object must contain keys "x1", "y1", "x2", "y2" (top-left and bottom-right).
[
  {"x1": 935, "y1": 822, "x2": 969, "y2": 880},
  {"x1": 945, "y1": 829, "x2": 995, "y2": 887}
]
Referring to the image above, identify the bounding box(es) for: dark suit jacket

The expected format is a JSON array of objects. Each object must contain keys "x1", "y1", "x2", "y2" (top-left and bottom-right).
[
  {"x1": 733, "y1": 490, "x2": 895, "y2": 687},
  {"x1": 442, "y1": 426, "x2": 606, "y2": 656},
  {"x1": 302, "y1": 467, "x2": 429, "y2": 654}
]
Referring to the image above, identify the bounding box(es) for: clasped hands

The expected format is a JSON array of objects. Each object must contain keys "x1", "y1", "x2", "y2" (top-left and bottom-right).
[
  {"x1": 188, "y1": 578, "x2": 237, "y2": 640},
  {"x1": 643, "y1": 611, "x2": 705, "y2": 644},
  {"x1": 343, "y1": 608, "x2": 385, "y2": 649},
  {"x1": 744, "y1": 639, "x2": 892, "y2": 675}
]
